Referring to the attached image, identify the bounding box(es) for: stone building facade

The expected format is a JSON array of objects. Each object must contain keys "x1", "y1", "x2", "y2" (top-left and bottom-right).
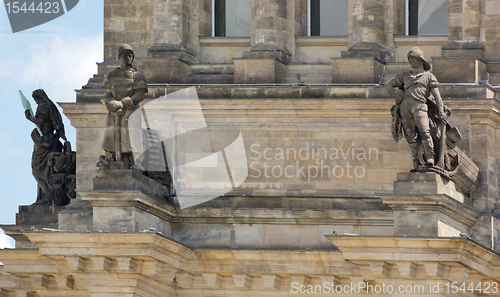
[{"x1": 1, "y1": 0, "x2": 500, "y2": 296}]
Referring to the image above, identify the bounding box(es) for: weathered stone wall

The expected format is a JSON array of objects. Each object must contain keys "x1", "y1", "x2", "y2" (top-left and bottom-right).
[
  {"x1": 101, "y1": 0, "x2": 500, "y2": 70},
  {"x1": 448, "y1": 0, "x2": 481, "y2": 43},
  {"x1": 483, "y1": 0, "x2": 500, "y2": 60},
  {"x1": 61, "y1": 85, "x2": 500, "y2": 213},
  {"x1": 394, "y1": 36, "x2": 447, "y2": 62},
  {"x1": 104, "y1": 0, "x2": 152, "y2": 60}
]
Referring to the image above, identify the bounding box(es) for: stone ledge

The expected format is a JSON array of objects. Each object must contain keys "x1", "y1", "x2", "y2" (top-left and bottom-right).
[
  {"x1": 393, "y1": 35, "x2": 448, "y2": 46},
  {"x1": 199, "y1": 37, "x2": 251, "y2": 47},
  {"x1": 69, "y1": 85, "x2": 497, "y2": 104},
  {"x1": 173, "y1": 208, "x2": 393, "y2": 225},
  {"x1": 4, "y1": 232, "x2": 499, "y2": 278},
  {"x1": 81, "y1": 190, "x2": 393, "y2": 226},
  {"x1": 324, "y1": 236, "x2": 500, "y2": 273},
  {"x1": 295, "y1": 36, "x2": 348, "y2": 46}
]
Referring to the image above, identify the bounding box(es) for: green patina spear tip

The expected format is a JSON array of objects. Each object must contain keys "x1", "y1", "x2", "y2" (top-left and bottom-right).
[{"x1": 19, "y1": 90, "x2": 43, "y2": 137}]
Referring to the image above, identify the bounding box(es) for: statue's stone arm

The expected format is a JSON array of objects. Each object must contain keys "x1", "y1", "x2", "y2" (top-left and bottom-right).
[
  {"x1": 430, "y1": 87, "x2": 447, "y2": 122},
  {"x1": 128, "y1": 72, "x2": 147, "y2": 107},
  {"x1": 129, "y1": 89, "x2": 146, "y2": 106},
  {"x1": 384, "y1": 79, "x2": 403, "y2": 104},
  {"x1": 25, "y1": 109, "x2": 45, "y2": 127},
  {"x1": 104, "y1": 92, "x2": 123, "y2": 112}
]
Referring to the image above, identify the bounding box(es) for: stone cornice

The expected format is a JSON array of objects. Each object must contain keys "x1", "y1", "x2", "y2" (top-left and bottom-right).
[
  {"x1": 81, "y1": 190, "x2": 393, "y2": 226},
  {"x1": 325, "y1": 236, "x2": 500, "y2": 279},
  {"x1": 59, "y1": 88, "x2": 500, "y2": 125}
]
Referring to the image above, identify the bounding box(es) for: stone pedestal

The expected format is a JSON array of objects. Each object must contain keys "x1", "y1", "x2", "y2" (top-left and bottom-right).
[
  {"x1": 93, "y1": 169, "x2": 169, "y2": 201},
  {"x1": 380, "y1": 173, "x2": 480, "y2": 238},
  {"x1": 138, "y1": 58, "x2": 189, "y2": 84},
  {"x1": 331, "y1": 57, "x2": 385, "y2": 84},
  {"x1": 432, "y1": 57, "x2": 486, "y2": 83},
  {"x1": 81, "y1": 190, "x2": 174, "y2": 234},
  {"x1": 87, "y1": 169, "x2": 173, "y2": 233},
  {"x1": 1, "y1": 205, "x2": 64, "y2": 249},
  {"x1": 393, "y1": 172, "x2": 465, "y2": 201},
  {"x1": 58, "y1": 208, "x2": 93, "y2": 232},
  {"x1": 233, "y1": 58, "x2": 286, "y2": 84},
  {"x1": 15, "y1": 205, "x2": 63, "y2": 226}
]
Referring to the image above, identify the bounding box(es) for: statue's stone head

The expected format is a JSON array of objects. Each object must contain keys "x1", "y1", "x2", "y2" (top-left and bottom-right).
[
  {"x1": 118, "y1": 44, "x2": 134, "y2": 59},
  {"x1": 32, "y1": 89, "x2": 48, "y2": 104},
  {"x1": 407, "y1": 47, "x2": 431, "y2": 71}
]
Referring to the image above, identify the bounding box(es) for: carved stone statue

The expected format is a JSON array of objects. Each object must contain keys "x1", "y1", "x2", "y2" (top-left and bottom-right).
[
  {"x1": 25, "y1": 89, "x2": 76, "y2": 206},
  {"x1": 385, "y1": 47, "x2": 458, "y2": 178},
  {"x1": 97, "y1": 44, "x2": 148, "y2": 169}
]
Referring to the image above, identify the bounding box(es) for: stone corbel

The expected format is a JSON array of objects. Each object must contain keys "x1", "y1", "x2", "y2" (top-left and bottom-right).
[
  {"x1": 261, "y1": 274, "x2": 283, "y2": 290},
  {"x1": 202, "y1": 273, "x2": 223, "y2": 289},
  {"x1": 232, "y1": 273, "x2": 253, "y2": 290},
  {"x1": 175, "y1": 271, "x2": 194, "y2": 289}
]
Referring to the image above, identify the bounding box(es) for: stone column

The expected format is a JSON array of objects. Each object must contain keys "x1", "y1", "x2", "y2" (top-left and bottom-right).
[
  {"x1": 103, "y1": 0, "x2": 152, "y2": 61},
  {"x1": 148, "y1": 0, "x2": 194, "y2": 61},
  {"x1": 333, "y1": 0, "x2": 389, "y2": 84},
  {"x1": 234, "y1": 0, "x2": 291, "y2": 84},
  {"x1": 286, "y1": 0, "x2": 307, "y2": 63},
  {"x1": 341, "y1": 0, "x2": 389, "y2": 61},
  {"x1": 442, "y1": 0, "x2": 484, "y2": 57},
  {"x1": 245, "y1": 0, "x2": 291, "y2": 61},
  {"x1": 138, "y1": 0, "x2": 197, "y2": 84}
]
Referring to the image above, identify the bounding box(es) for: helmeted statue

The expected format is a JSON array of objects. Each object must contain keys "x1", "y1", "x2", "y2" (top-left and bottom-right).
[
  {"x1": 385, "y1": 47, "x2": 458, "y2": 177},
  {"x1": 25, "y1": 89, "x2": 75, "y2": 206},
  {"x1": 98, "y1": 44, "x2": 148, "y2": 169}
]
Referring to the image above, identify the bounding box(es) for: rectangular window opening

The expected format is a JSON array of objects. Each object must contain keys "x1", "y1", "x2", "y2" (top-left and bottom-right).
[
  {"x1": 308, "y1": 0, "x2": 348, "y2": 37},
  {"x1": 406, "y1": 0, "x2": 447, "y2": 36},
  {"x1": 213, "y1": 0, "x2": 251, "y2": 37}
]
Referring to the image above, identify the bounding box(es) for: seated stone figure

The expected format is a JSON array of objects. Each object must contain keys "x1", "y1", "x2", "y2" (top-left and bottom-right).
[{"x1": 385, "y1": 47, "x2": 455, "y2": 176}]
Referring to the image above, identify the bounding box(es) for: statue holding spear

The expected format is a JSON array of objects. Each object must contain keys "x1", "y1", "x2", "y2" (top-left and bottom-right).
[{"x1": 23, "y1": 89, "x2": 67, "y2": 204}]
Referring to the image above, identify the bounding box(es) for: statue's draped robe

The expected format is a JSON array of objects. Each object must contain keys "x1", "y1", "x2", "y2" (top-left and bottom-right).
[
  {"x1": 31, "y1": 101, "x2": 64, "y2": 202},
  {"x1": 102, "y1": 67, "x2": 147, "y2": 153}
]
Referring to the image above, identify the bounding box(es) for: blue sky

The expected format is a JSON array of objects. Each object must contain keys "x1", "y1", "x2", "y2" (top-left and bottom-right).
[{"x1": 0, "y1": 0, "x2": 104, "y2": 248}]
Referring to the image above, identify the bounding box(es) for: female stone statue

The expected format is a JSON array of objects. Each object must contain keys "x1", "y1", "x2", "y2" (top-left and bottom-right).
[{"x1": 25, "y1": 89, "x2": 67, "y2": 205}]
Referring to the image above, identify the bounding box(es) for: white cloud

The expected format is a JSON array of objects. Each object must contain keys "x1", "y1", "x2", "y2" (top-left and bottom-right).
[
  {"x1": 0, "y1": 231, "x2": 14, "y2": 265},
  {"x1": 1, "y1": 32, "x2": 103, "y2": 103},
  {"x1": 0, "y1": 230, "x2": 14, "y2": 249}
]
